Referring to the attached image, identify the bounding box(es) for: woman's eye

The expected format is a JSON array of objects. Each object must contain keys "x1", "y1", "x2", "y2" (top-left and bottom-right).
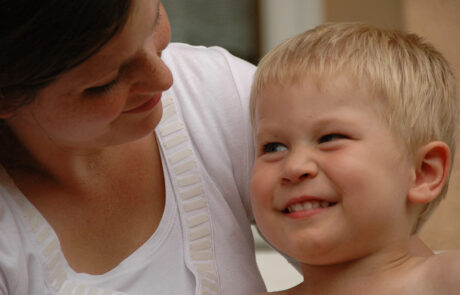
[
  {"x1": 86, "y1": 78, "x2": 120, "y2": 95},
  {"x1": 318, "y1": 133, "x2": 348, "y2": 144},
  {"x1": 262, "y1": 142, "x2": 288, "y2": 153}
]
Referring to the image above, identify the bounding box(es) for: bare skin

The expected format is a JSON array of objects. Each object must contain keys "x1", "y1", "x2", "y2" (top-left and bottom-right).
[
  {"x1": 258, "y1": 250, "x2": 460, "y2": 295},
  {"x1": 8, "y1": 134, "x2": 164, "y2": 274},
  {"x1": 256, "y1": 236, "x2": 434, "y2": 295}
]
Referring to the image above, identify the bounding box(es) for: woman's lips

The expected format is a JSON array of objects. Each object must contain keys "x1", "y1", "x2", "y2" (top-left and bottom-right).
[{"x1": 123, "y1": 93, "x2": 162, "y2": 114}]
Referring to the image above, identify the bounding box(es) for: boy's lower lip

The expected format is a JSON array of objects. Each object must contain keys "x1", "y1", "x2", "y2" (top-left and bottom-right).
[
  {"x1": 283, "y1": 203, "x2": 337, "y2": 219},
  {"x1": 284, "y1": 207, "x2": 325, "y2": 219},
  {"x1": 123, "y1": 93, "x2": 162, "y2": 113}
]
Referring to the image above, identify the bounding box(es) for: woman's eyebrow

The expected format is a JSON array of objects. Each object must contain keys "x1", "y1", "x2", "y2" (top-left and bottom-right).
[
  {"x1": 107, "y1": 1, "x2": 162, "y2": 78},
  {"x1": 152, "y1": 1, "x2": 161, "y2": 30},
  {"x1": 89, "y1": 0, "x2": 161, "y2": 85}
]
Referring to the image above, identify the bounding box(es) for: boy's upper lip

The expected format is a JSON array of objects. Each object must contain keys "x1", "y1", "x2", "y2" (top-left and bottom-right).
[{"x1": 281, "y1": 195, "x2": 336, "y2": 211}]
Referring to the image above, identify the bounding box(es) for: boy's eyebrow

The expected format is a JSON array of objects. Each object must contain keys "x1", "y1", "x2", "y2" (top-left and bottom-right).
[
  {"x1": 254, "y1": 113, "x2": 360, "y2": 136},
  {"x1": 254, "y1": 123, "x2": 285, "y2": 140}
]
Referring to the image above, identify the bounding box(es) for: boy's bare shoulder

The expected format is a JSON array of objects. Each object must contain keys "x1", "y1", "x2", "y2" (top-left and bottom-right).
[
  {"x1": 418, "y1": 251, "x2": 460, "y2": 293},
  {"x1": 426, "y1": 251, "x2": 460, "y2": 274}
]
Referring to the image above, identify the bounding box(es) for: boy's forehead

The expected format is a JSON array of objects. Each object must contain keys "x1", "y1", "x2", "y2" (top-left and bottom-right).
[
  {"x1": 253, "y1": 73, "x2": 391, "y2": 127},
  {"x1": 251, "y1": 70, "x2": 389, "y2": 130},
  {"x1": 257, "y1": 72, "x2": 374, "y2": 103}
]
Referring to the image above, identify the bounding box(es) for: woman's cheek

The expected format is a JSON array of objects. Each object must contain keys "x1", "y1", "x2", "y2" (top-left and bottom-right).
[{"x1": 87, "y1": 92, "x2": 129, "y2": 121}]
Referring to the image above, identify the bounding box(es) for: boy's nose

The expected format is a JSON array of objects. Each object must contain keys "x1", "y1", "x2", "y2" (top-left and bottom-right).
[{"x1": 280, "y1": 152, "x2": 318, "y2": 184}]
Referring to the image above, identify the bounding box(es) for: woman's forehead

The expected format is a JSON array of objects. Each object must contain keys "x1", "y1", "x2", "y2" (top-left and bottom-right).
[{"x1": 46, "y1": 0, "x2": 161, "y2": 89}]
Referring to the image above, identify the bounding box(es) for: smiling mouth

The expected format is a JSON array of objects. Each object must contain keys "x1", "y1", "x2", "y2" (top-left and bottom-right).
[
  {"x1": 123, "y1": 93, "x2": 162, "y2": 113},
  {"x1": 283, "y1": 200, "x2": 337, "y2": 214}
]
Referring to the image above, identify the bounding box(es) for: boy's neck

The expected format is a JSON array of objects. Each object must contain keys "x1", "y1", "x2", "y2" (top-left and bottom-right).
[{"x1": 296, "y1": 245, "x2": 430, "y2": 295}]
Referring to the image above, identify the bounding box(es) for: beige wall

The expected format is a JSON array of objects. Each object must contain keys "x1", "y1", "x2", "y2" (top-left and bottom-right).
[
  {"x1": 260, "y1": 0, "x2": 324, "y2": 54},
  {"x1": 325, "y1": 0, "x2": 460, "y2": 249},
  {"x1": 325, "y1": 0, "x2": 402, "y2": 28}
]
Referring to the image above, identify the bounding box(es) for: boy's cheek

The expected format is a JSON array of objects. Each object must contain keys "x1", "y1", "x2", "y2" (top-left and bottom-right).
[
  {"x1": 251, "y1": 166, "x2": 275, "y2": 199},
  {"x1": 250, "y1": 176, "x2": 267, "y2": 204}
]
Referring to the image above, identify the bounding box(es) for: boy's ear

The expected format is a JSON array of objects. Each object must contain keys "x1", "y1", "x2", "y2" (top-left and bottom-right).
[{"x1": 408, "y1": 141, "x2": 451, "y2": 204}]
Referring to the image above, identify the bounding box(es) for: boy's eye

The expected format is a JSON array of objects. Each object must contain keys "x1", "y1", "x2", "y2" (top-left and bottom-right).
[
  {"x1": 262, "y1": 142, "x2": 288, "y2": 153},
  {"x1": 318, "y1": 133, "x2": 348, "y2": 144}
]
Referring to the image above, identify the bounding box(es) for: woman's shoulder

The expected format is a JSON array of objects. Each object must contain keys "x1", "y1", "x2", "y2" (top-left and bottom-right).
[
  {"x1": 0, "y1": 167, "x2": 38, "y2": 256},
  {"x1": 163, "y1": 42, "x2": 230, "y2": 68},
  {"x1": 0, "y1": 175, "x2": 29, "y2": 250},
  {"x1": 0, "y1": 186, "x2": 29, "y2": 293},
  {"x1": 159, "y1": 43, "x2": 256, "y2": 218},
  {"x1": 161, "y1": 42, "x2": 255, "y2": 142},
  {"x1": 0, "y1": 169, "x2": 60, "y2": 294},
  {"x1": 164, "y1": 42, "x2": 253, "y2": 64},
  {"x1": 163, "y1": 42, "x2": 255, "y2": 85}
]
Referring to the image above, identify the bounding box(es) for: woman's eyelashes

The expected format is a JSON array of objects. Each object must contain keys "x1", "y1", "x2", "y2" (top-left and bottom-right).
[
  {"x1": 85, "y1": 77, "x2": 121, "y2": 96},
  {"x1": 262, "y1": 142, "x2": 288, "y2": 153}
]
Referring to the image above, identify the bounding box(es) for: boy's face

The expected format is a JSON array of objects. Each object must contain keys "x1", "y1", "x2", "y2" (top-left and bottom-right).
[{"x1": 251, "y1": 74, "x2": 416, "y2": 265}]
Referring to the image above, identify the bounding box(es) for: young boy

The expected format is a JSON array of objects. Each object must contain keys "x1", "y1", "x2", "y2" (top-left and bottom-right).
[{"x1": 250, "y1": 23, "x2": 460, "y2": 294}]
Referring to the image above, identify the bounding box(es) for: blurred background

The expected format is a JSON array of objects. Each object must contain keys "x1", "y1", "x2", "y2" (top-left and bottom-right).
[{"x1": 162, "y1": 0, "x2": 460, "y2": 291}]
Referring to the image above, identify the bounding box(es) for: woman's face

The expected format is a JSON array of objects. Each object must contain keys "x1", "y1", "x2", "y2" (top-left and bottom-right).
[{"x1": 7, "y1": 0, "x2": 173, "y2": 151}]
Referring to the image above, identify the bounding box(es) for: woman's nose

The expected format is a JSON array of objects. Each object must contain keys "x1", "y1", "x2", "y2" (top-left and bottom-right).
[
  {"x1": 281, "y1": 151, "x2": 318, "y2": 184},
  {"x1": 129, "y1": 49, "x2": 173, "y2": 94}
]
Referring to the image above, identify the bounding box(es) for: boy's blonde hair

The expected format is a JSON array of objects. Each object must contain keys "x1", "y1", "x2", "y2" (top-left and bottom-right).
[{"x1": 250, "y1": 22, "x2": 459, "y2": 232}]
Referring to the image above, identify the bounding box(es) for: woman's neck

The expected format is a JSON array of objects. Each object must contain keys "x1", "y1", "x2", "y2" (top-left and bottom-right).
[{"x1": 6, "y1": 123, "x2": 158, "y2": 196}]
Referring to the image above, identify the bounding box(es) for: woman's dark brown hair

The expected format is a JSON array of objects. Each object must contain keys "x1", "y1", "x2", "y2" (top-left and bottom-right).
[
  {"x1": 0, "y1": 0, "x2": 133, "y2": 107},
  {"x1": 0, "y1": 0, "x2": 133, "y2": 167}
]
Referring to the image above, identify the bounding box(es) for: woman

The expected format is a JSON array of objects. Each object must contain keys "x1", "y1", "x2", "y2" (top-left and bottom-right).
[{"x1": 0, "y1": 0, "x2": 265, "y2": 294}]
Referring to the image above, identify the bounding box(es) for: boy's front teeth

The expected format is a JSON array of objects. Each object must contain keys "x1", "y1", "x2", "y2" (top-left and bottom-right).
[{"x1": 287, "y1": 201, "x2": 333, "y2": 213}]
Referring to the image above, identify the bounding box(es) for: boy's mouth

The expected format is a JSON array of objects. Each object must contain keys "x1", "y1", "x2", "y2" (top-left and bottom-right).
[{"x1": 283, "y1": 200, "x2": 337, "y2": 214}]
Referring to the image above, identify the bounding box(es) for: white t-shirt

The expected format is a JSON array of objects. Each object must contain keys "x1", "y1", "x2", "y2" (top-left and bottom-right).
[{"x1": 0, "y1": 43, "x2": 266, "y2": 295}]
